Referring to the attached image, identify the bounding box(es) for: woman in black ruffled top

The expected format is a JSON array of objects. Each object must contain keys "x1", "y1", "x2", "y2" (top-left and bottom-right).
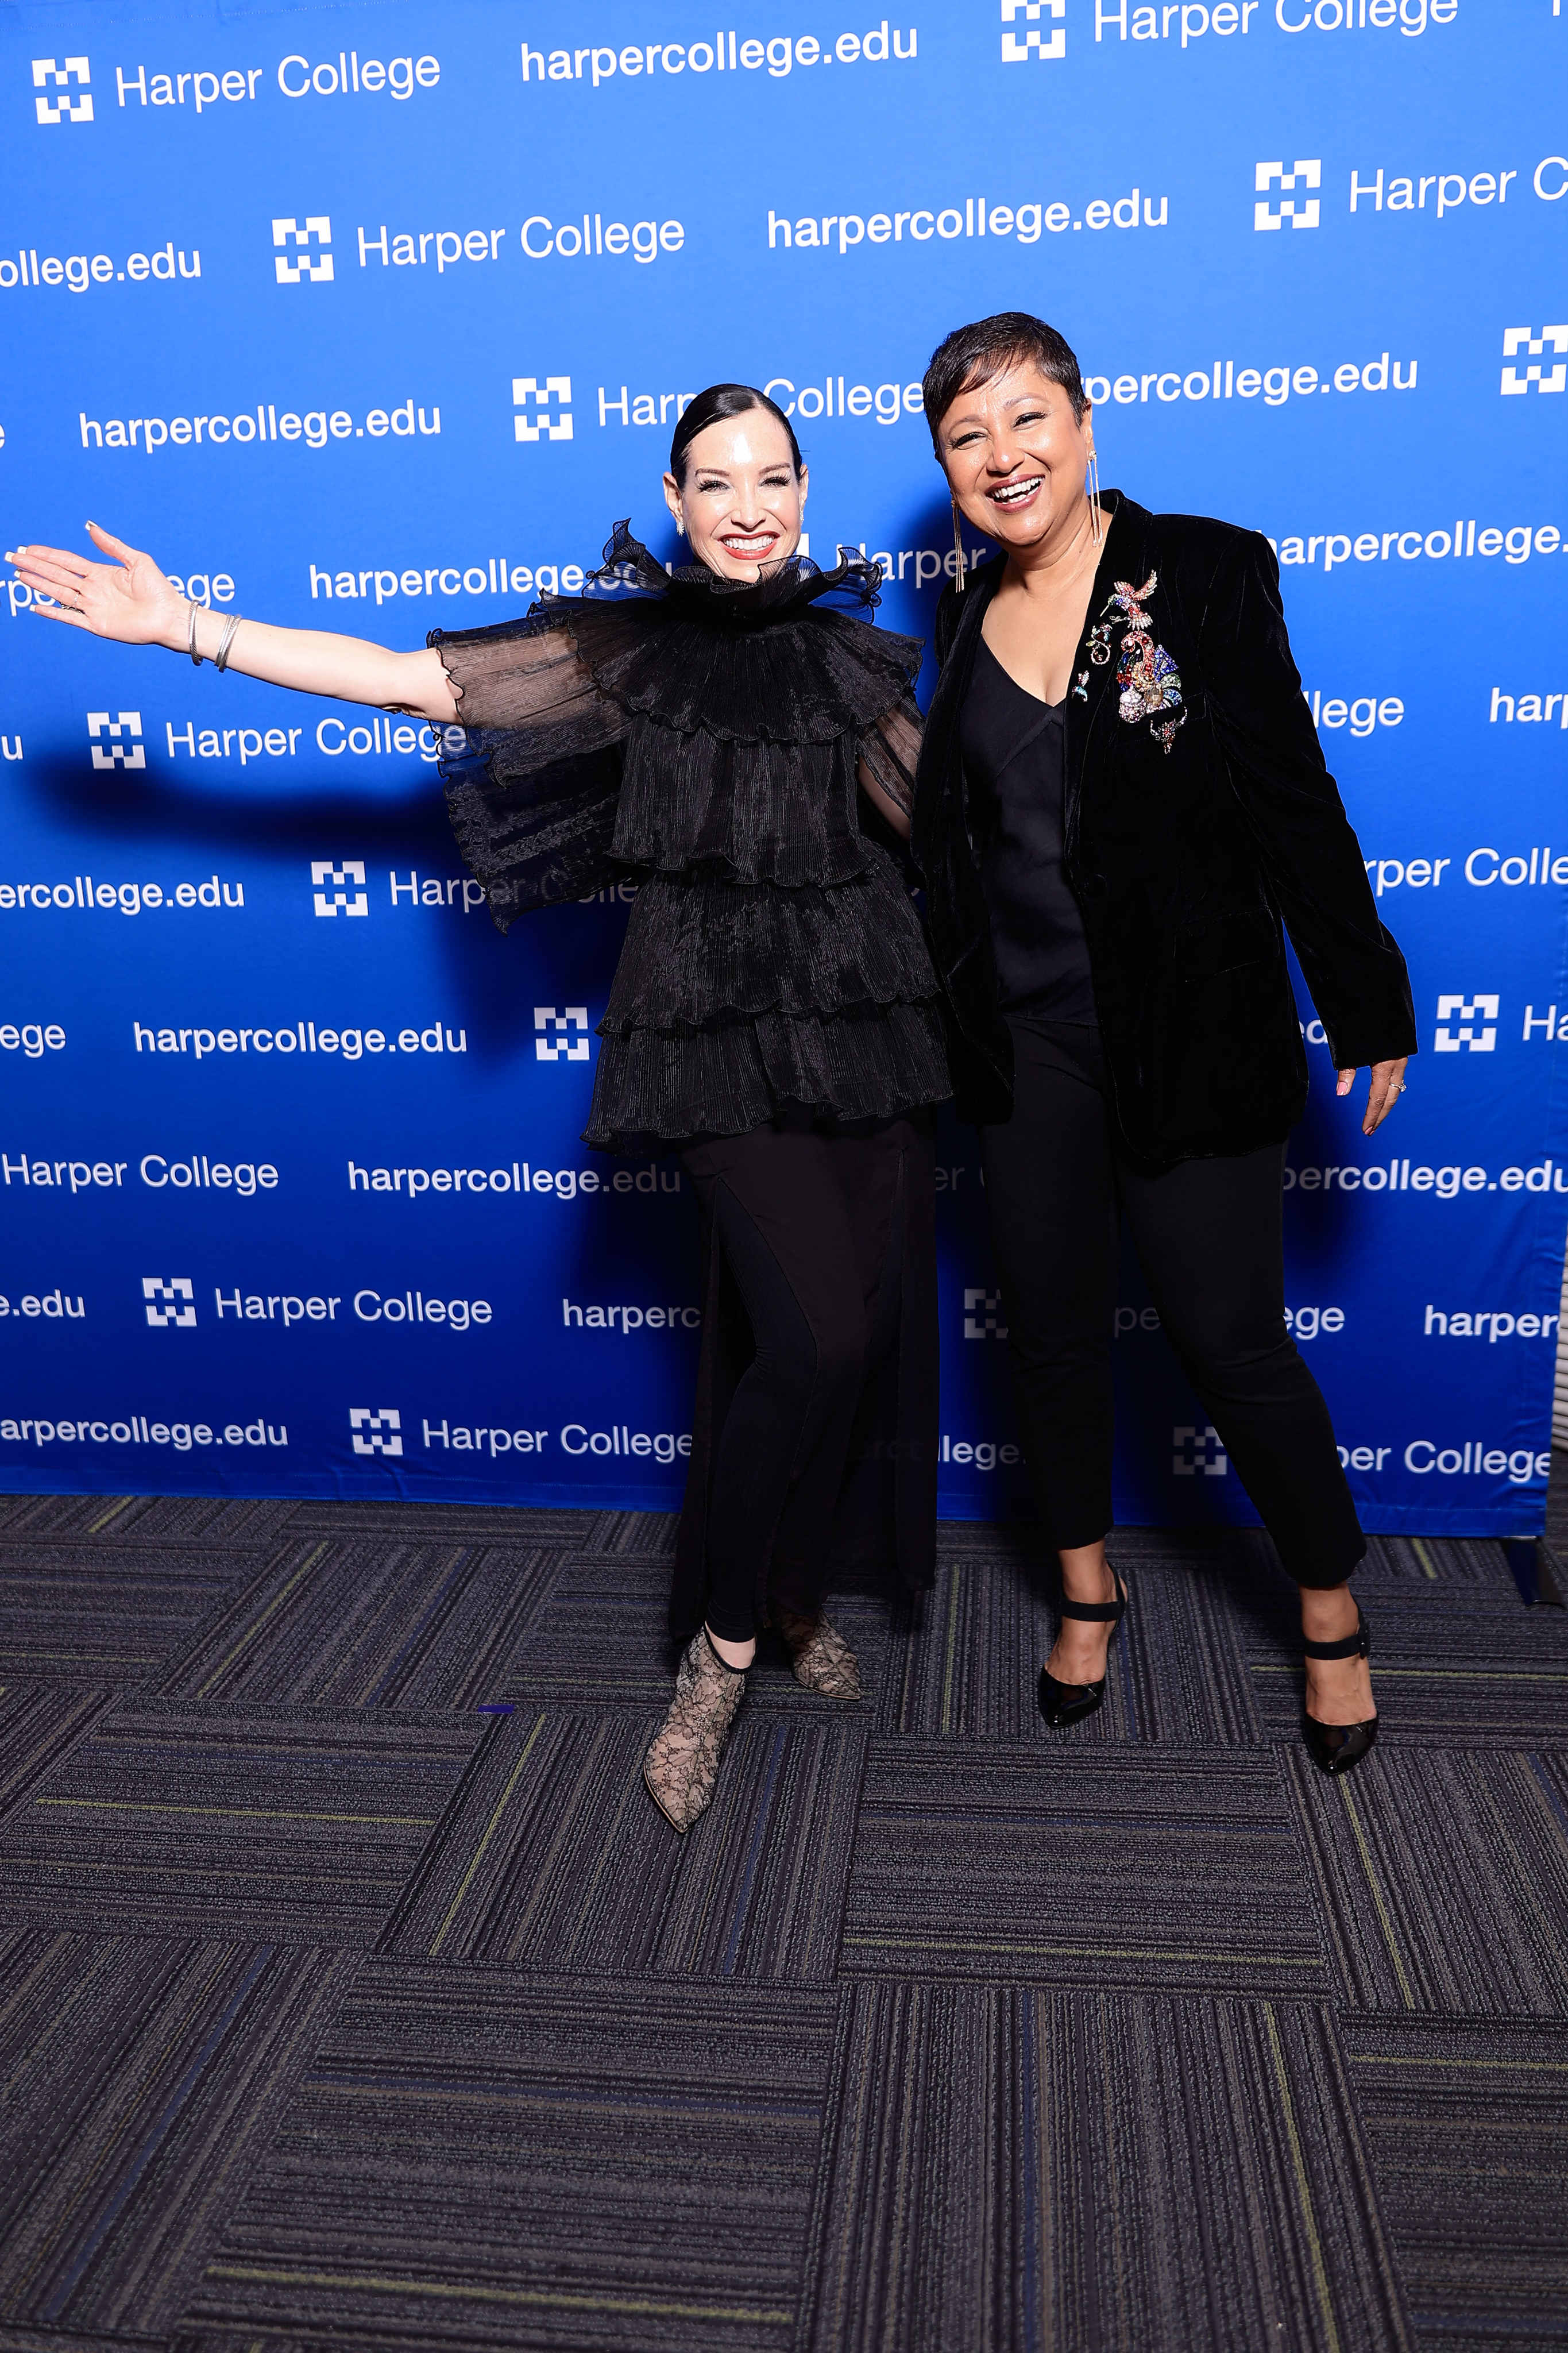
[{"x1": 9, "y1": 385, "x2": 949, "y2": 1830}]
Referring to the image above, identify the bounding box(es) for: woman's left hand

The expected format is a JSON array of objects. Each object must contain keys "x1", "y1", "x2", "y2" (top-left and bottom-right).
[{"x1": 1337, "y1": 1057, "x2": 1408, "y2": 1136}]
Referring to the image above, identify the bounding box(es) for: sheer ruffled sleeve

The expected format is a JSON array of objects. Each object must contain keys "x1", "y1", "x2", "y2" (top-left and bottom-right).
[
  {"x1": 858, "y1": 693, "x2": 924, "y2": 819},
  {"x1": 430, "y1": 611, "x2": 630, "y2": 932}
]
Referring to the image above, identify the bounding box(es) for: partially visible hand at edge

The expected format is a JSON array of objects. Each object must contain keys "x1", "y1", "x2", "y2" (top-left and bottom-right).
[{"x1": 1337, "y1": 1057, "x2": 1409, "y2": 1137}]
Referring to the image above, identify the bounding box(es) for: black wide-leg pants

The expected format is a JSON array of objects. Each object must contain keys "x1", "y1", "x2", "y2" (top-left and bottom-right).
[
  {"x1": 679, "y1": 1117, "x2": 921, "y2": 1641},
  {"x1": 979, "y1": 1019, "x2": 1365, "y2": 1589}
]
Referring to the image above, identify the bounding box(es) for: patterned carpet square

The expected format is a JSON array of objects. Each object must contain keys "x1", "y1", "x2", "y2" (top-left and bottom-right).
[
  {"x1": 383, "y1": 1704, "x2": 867, "y2": 1982},
  {"x1": 799, "y1": 1984, "x2": 1411, "y2": 2353},
  {"x1": 587, "y1": 1509, "x2": 682, "y2": 1556},
  {"x1": 841, "y1": 1742, "x2": 1324, "y2": 1993},
  {"x1": 0, "y1": 1683, "x2": 114, "y2": 1822},
  {"x1": 0, "y1": 2324, "x2": 149, "y2": 2351},
  {"x1": 0, "y1": 1545, "x2": 252, "y2": 1687},
  {"x1": 0, "y1": 1491, "x2": 1563, "y2": 2353},
  {"x1": 283, "y1": 1500, "x2": 603, "y2": 1544},
  {"x1": 0, "y1": 1704, "x2": 484, "y2": 1946},
  {"x1": 0, "y1": 1930, "x2": 352, "y2": 2341},
  {"x1": 1285, "y1": 1744, "x2": 1568, "y2": 2015},
  {"x1": 0, "y1": 1496, "x2": 294, "y2": 1548},
  {"x1": 1354, "y1": 1532, "x2": 1527, "y2": 1591},
  {"x1": 176, "y1": 1966, "x2": 837, "y2": 2353},
  {"x1": 876, "y1": 1549, "x2": 1053, "y2": 1741},
  {"x1": 152, "y1": 1538, "x2": 563, "y2": 1711},
  {"x1": 1341, "y1": 2015, "x2": 1568, "y2": 2353},
  {"x1": 492, "y1": 1554, "x2": 688, "y2": 1710}
]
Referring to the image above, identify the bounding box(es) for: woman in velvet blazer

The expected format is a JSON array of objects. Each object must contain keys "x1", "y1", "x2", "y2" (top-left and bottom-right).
[{"x1": 912, "y1": 312, "x2": 1416, "y2": 1775}]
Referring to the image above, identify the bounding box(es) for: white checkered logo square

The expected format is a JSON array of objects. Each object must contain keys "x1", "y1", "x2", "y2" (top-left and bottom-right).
[
  {"x1": 1434, "y1": 993, "x2": 1499, "y2": 1052},
  {"x1": 535, "y1": 1006, "x2": 590, "y2": 1062},
  {"x1": 1501, "y1": 325, "x2": 1568, "y2": 398},
  {"x1": 87, "y1": 711, "x2": 144, "y2": 770},
  {"x1": 311, "y1": 859, "x2": 368, "y2": 917},
  {"x1": 1254, "y1": 160, "x2": 1321, "y2": 232},
  {"x1": 349, "y1": 1407, "x2": 403, "y2": 1456},
  {"x1": 33, "y1": 57, "x2": 92, "y2": 125},
  {"x1": 273, "y1": 216, "x2": 333, "y2": 284},
  {"x1": 963, "y1": 1287, "x2": 1009, "y2": 1340},
  {"x1": 142, "y1": 1275, "x2": 196, "y2": 1328},
  {"x1": 1001, "y1": 0, "x2": 1065, "y2": 61},
  {"x1": 513, "y1": 376, "x2": 573, "y2": 443},
  {"x1": 1173, "y1": 1424, "x2": 1227, "y2": 1476}
]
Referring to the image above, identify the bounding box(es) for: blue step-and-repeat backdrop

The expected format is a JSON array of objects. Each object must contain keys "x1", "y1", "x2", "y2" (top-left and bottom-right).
[{"x1": 2, "y1": 0, "x2": 1565, "y2": 1531}]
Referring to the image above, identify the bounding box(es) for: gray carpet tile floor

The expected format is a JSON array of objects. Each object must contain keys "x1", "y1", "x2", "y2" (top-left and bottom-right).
[{"x1": 0, "y1": 1476, "x2": 1563, "y2": 2353}]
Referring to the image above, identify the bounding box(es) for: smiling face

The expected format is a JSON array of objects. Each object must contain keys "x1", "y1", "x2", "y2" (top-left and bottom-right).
[
  {"x1": 936, "y1": 358, "x2": 1095, "y2": 555},
  {"x1": 662, "y1": 410, "x2": 808, "y2": 580}
]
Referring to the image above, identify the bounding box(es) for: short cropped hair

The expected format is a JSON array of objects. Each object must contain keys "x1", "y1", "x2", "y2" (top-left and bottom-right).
[{"x1": 921, "y1": 313, "x2": 1087, "y2": 450}]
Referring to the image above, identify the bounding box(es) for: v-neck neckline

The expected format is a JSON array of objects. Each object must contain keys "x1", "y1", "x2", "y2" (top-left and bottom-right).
[{"x1": 974, "y1": 632, "x2": 1067, "y2": 718}]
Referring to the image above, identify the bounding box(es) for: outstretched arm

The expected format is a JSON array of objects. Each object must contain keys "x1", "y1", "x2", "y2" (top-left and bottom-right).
[{"x1": 5, "y1": 522, "x2": 457, "y2": 724}]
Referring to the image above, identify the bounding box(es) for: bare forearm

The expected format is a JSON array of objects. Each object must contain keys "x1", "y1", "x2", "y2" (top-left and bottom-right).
[
  {"x1": 179, "y1": 603, "x2": 453, "y2": 720},
  {"x1": 5, "y1": 524, "x2": 457, "y2": 723}
]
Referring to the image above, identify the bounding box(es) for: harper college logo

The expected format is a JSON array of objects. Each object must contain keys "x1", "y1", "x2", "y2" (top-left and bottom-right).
[
  {"x1": 1255, "y1": 160, "x2": 1321, "y2": 232},
  {"x1": 88, "y1": 712, "x2": 144, "y2": 770},
  {"x1": 350, "y1": 1407, "x2": 402, "y2": 1456},
  {"x1": 535, "y1": 1006, "x2": 589, "y2": 1062},
  {"x1": 1501, "y1": 326, "x2": 1567, "y2": 397},
  {"x1": 1001, "y1": 0, "x2": 1065, "y2": 61},
  {"x1": 143, "y1": 1276, "x2": 196, "y2": 1329},
  {"x1": 964, "y1": 1287, "x2": 1007, "y2": 1339},
  {"x1": 1434, "y1": 993, "x2": 1498, "y2": 1052},
  {"x1": 1174, "y1": 1424, "x2": 1227, "y2": 1476},
  {"x1": 513, "y1": 377, "x2": 573, "y2": 442},
  {"x1": 273, "y1": 217, "x2": 333, "y2": 284},
  {"x1": 33, "y1": 57, "x2": 92, "y2": 124},
  {"x1": 312, "y1": 859, "x2": 368, "y2": 917}
]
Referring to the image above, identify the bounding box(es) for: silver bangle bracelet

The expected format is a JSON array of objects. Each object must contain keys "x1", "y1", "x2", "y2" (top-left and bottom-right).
[
  {"x1": 187, "y1": 597, "x2": 202, "y2": 665},
  {"x1": 214, "y1": 613, "x2": 243, "y2": 673}
]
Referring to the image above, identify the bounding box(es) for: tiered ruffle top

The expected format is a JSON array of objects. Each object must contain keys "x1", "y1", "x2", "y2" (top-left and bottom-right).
[{"x1": 432, "y1": 526, "x2": 950, "y2": 1151}]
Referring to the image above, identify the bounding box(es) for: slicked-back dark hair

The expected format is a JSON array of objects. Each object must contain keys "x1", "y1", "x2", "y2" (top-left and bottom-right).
[
  {"x1": 669, "y1": 383, "x2": 804, "y2": 484},
  {"x1": 921, "y1": 313, "x2": 1087, "y2": 452}
]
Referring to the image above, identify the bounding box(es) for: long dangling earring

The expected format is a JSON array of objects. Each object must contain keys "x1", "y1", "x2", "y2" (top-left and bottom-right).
[
  {"x1": 951, "y1": 493, "x2": 967, "y2": 592},
  {"x1": 1087, "y1": 445, "x2": 1103, "y2": 546}
]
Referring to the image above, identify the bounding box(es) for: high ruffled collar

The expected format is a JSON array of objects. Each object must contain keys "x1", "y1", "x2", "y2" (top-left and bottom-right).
[{"x1": 585, "y1": 521, "x2": 883, "y2": 622}]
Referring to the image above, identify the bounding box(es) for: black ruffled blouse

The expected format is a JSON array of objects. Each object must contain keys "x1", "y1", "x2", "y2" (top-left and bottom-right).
[{"x1": 431, "y1": 525, "x2": 951, "y2": 1151}]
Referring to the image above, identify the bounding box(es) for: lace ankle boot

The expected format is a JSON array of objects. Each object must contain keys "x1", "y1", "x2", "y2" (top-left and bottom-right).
[
  {"x1": 642, "y1": 1629, "x2": 748, "y2": 1833},
  {"x1": 777, "y1": 1608, "x2": 862, "y2": 1702}
]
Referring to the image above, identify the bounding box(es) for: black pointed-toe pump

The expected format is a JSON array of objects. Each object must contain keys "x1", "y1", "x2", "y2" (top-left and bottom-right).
[
  {"x1": 1038, "y1": 1572, "x2": 1128, "y2": 1729},
  {"x1": 1302, "y1": 1606, "x2": 1379, "y2": 1776}
]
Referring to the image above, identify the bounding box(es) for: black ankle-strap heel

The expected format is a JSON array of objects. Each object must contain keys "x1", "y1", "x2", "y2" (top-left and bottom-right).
[
  {"x1": 1038, "y1": 1573, "x2": 1128, "y2": 1729},
  {"x1": 1301, "y1": 1606, "x2": 1378, "y2": 1777}
]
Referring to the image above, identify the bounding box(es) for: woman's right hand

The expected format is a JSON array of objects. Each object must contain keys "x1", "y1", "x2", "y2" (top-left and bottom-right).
[{"x1": 5, "y1": 522, "x2": 187, "y2": 649}]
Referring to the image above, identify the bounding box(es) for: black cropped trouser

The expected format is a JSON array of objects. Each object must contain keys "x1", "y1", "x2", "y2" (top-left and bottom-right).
[
  {"x1": 979, "y1": 1019, "x2": 1365, "y2": 1590},
  {"x1": 680, "y1": 1120, "x2": 907, "y2": 1642}
]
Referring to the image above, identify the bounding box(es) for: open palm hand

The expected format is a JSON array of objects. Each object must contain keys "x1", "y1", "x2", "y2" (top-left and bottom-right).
[{"x1": 5, "y1": 523, "x2": 184, "y2": 649}]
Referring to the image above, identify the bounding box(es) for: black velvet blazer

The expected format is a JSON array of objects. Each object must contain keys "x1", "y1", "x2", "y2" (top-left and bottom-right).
[{"x1": 911, "y1": 490, "x2": 1418, "y2": 1171}]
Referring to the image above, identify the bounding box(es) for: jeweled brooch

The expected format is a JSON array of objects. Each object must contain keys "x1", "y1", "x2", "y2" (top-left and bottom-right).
[{"x1": 1092, "y1": 572, "x2": 1186, "y2": 753}]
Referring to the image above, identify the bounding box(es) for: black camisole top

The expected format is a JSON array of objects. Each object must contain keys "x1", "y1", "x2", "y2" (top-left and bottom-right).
[{"x1": 960, "y1": 635, "x2": 1097, "y2": 1023}]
